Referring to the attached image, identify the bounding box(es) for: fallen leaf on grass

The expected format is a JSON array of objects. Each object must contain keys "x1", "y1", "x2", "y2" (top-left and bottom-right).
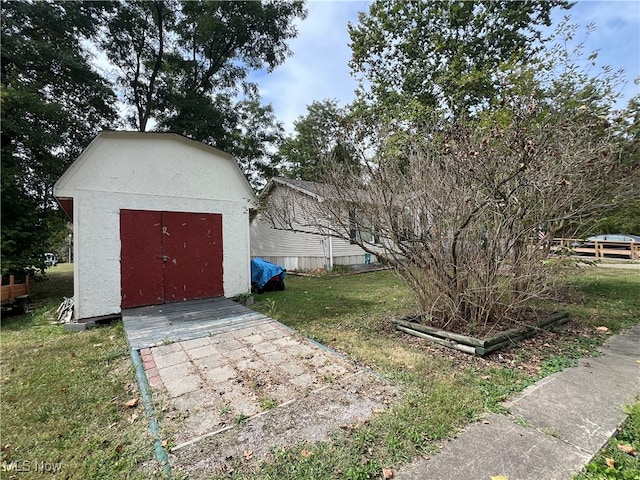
[
  {"x1": 1, "y1": 444, "x2": 11, "y2": 462},
  {"x1": 596, "y1": 326, "x2": 609, "y2": 333},
  {"x1": 382, "y1": 467, "x2": 394, "y2": 479},
  {"x1": 301, "y1": 448, "x2": 311, "y2": 458},
  {"x1": 243, "y1": 450, "x2": 253, "y2": 461},
  {"x1": 115, "y1": 444, "x2": 124, "y2": 454},
  {"x1": 93, "y1": 343, "x2": 103, "y2": 348},
  {"x1": 605, "y1": 457, "x2": 615, "y2": 468},
  {"x1": 617, "y1": 443, "x2": 637, "y2": 456},
  {"x1": 123, "y1": 398, "x2": 139, "y2": 408}
]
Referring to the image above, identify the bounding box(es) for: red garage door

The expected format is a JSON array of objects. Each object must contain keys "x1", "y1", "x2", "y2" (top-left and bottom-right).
[{"x1": 120, "y1": 210, "x2": 223, "y2": 309}]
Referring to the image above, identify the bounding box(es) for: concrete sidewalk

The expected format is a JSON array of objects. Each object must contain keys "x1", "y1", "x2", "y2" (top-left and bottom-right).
[{"x1": 396, "y1": 324, "x2": 640, "y2": 480}]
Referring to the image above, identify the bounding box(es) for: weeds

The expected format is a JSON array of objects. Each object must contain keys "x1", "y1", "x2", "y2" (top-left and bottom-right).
[
  {"x1": 234, "y1": 414, "x2": 251, "y2": 425},
  {"x1": 259, "y1": 397, "x2": 279, "y2": 410},
  {"x1": 574, "y1": 399, "x2": 640, "y2": 480},
  {"x1": 264, "y1": 297, "x2": 278, "y2": 318}
]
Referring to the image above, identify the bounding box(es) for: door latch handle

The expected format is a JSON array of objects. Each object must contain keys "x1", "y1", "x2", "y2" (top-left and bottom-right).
[{"x1": 162, "y1": 255, "x2": 169, "y2": 262}]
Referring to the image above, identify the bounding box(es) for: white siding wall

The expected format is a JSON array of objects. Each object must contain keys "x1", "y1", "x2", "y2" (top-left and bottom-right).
[
  {"x1": 250, "y1": 185, "x2": 376, "y2": 271},
  {"x1": 56, "y1": 132, "x2": 254, "y2": 320}
]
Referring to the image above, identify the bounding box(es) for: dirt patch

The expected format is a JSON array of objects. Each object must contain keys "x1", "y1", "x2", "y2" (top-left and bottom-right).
[
  {"x1": 394, "y1": 319, "x2": 607, "y2": 376},
  {"x1": 169, "y1": 371, "x2": 398, "y2": 479},
  {"x1": 144, "y1": 321, "x2": 400, "y2": 479}
]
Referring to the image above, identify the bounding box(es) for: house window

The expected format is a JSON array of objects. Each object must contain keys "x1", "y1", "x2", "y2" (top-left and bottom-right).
[
  {"x1": 349, "y1": 209, "x2": 357, "y2": 243},
  {"x1": 349, "y1": 209, "x2": 379, "y2": 245}
]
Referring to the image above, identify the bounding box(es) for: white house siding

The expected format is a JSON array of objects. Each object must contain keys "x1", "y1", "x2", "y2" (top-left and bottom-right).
[
  {"x1": 55, "y1": 132, "x2": 254, "y2": 320},
  {"x1": 250, "y1": 185, "x2": 377, "y2": 271},
  {"x1": 250, "y1": 212, "x2": 327, "y2": 270}
]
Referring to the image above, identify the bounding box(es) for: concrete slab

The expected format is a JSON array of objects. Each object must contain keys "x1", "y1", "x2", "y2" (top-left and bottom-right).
[
  {"x1": 395, "y1": 414, "x2": 591, "y2": 480},
  {"x1": 164, "y1": 374, "x2": 201, "y2": 398},
  {"x1": 506, "y1": 328, "x2": 640, "y2": 453},
  {"x1": 63, "y1": 321, "x2": 95, "y2": 331}
]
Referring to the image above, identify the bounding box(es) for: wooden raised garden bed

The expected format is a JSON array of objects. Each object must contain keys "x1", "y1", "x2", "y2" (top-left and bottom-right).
[{"x1": 392, "y1": 311, "x2": 570, "y2": 356}]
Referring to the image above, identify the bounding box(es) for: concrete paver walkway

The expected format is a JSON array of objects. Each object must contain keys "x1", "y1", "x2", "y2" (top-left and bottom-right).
[
  {"x1": 396, "y1": 324, "x2": 640, "y2": 480},
  {"x1": 141, "y1": 318, "x2": 375, "y2": 448},
  {"x1": 122, "y1": 298, "x2": 398, "y2": 478},
  {"x1": 124, "y1": 298, "x2": 639, "y2": 479}
]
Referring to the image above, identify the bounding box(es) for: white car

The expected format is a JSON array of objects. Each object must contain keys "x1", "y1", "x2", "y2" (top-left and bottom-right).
[
  {"x1": 44, "y1": 253, "x2": 58, "y2": 267},
  {"x1": 586, "y1": 234, "x2": 640, "y2": 243}
]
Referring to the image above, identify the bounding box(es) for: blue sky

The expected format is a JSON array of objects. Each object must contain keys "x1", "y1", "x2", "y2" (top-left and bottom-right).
[{"x1": 252, "y1": 0, "x2": 640, "y2": 134}]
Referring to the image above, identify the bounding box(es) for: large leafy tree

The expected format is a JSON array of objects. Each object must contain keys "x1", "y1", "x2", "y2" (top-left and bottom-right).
[
  {"x1": 101, "y1": 0, "x2": 173, "y2": 131},
  {"x1": 279, "y1": 99, "x2": 359, "y2": 181},
  {"x1": 228, "y1": 99, "x2": 285, "y2": 191},
  {"x1": 103, "y1": 0, "x2": 305, "y2": 185},
  {"x1": 349, "y1": 0, "x2": 571, "y2": 121},
  {"x1": 1, "y1": 1, "x2": 117, "y2": 274},
  {"x1": 589, "y1": 92, "x2": 640, "y2": 235},
  {"x1": 2, "y1": 0, "x2": 305, "y2": 275}
]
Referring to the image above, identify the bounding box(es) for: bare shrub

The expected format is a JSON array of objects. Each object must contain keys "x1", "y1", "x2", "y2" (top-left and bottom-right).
[{"x1": 262, "y1": 43, "x2": 638, "y2": 335}]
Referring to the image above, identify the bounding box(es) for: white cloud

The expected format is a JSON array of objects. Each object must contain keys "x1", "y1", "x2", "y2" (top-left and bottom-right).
[
  {"x1": 255, "y1": 0, "x2": 640, "y2": 134},
  {"x1": 252, "y1": 1, "x2": 369, "y2": 132}
]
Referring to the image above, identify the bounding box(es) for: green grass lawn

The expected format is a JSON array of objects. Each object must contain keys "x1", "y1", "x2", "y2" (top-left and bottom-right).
[
  {"x1": 0, "y1": 264, "x2": 161, "y2": 479},
  {"x1": 244, "y1": 266, "x2": 640, "y2": 480},
  {"x1": 1, "y1": 264, "x2": 638, "y2": 479},
  {"x1": 573, "y1": 401, "x2": 640, "y2": 480}
]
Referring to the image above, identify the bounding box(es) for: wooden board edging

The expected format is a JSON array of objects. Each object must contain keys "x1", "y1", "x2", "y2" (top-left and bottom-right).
[{"x1": 394, "y1": 311, "x2": 571, "y2": 356}]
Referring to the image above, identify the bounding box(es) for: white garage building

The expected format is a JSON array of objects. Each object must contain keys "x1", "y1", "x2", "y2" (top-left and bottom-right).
[{"x1": 54, "y1": 131, "x2": 256, "y2": 322}]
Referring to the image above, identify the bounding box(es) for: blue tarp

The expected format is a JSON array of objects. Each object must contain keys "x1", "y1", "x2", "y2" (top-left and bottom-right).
[{"x1": 251, "y1": 258, "x2": 286, "y2": 289}]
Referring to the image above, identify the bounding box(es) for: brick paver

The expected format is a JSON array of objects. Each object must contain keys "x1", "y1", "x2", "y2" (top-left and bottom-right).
[
  {"x1": 164, "y1": 374, "x2": 201, "y2": 398},
  {"x1": 140, "y1": 316, "x2": 366, "y2": 447}
]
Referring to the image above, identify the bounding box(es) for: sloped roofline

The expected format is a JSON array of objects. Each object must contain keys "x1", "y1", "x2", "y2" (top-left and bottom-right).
[
  {"x1": 54, "y1": 130, "x2": 257, "y2": 201},
  {"x1": 261, "y1": 176, "x2": 326, "y2": 202}
]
